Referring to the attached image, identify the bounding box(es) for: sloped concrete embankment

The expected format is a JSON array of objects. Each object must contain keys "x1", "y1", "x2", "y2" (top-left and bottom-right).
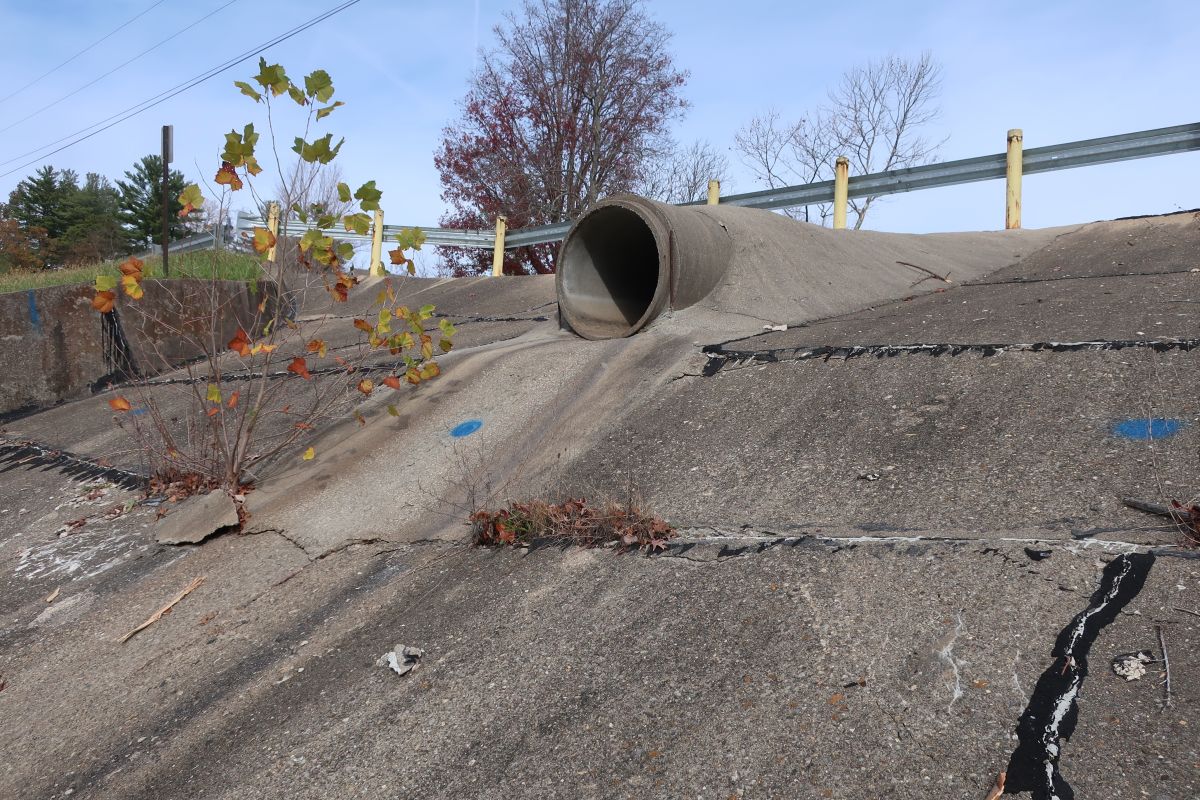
[
  {"x1": 0, "y1": 279, "x2": 276, "y2": 417},
  {"x1": 1, "y1": 211, "x2": 1196, "y2": 799}
]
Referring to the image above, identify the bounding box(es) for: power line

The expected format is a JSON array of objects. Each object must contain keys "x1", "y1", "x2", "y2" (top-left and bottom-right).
[
  {"x1": 0, "y1": 0, "x2": 239, "y2": 136},
  {"x1": 0, "y1": 0, "x2": 364, "y2": 180},
  {"x1": 0, "y1": 0, "x2": 169, "y2": 104}
]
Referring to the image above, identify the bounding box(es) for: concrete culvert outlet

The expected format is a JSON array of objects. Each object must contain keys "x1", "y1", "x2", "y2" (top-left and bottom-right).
[
  {"x1": 555, "y1": 202, "x2": 664, "y2": 339},
  {"x1": 556, "y1": 194, "x2": 734, "y2": 339}
]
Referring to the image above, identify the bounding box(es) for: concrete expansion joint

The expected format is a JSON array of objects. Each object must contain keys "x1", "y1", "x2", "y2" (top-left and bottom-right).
[
  {"x1": 974, "y1": 265, "x2": 1200, "y2": 288},
  {"x1": 0, "y1": 436, "x2": 144, "y2": 490},
  {"x1": 700, "y1": 336, "x2": 1200, "y2": 376},
  {"x1": 668, "y1": 528, "x2": 1189, "y2": 560}
]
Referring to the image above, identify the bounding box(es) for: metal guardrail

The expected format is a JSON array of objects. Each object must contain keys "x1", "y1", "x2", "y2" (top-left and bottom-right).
[
  {"x1": 235, "y1": 122, "x2": 1200, "y2": 251},
  {"x1": 139, "y1": 231, "x2": 218, "y2": 258}
]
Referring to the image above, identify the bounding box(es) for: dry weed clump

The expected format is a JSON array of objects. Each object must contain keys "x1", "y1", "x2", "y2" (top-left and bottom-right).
[
  {"x1": 1170, "y1": 499, "x2": 1200, "y2": 547},
  {"x1": 471, "y1": 497, "x2": 674, "y2": 552}
]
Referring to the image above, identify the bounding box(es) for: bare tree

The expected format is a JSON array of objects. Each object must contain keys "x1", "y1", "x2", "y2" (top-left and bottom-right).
[
  {"x1": 273, "y1": 161, "x2": 354, "y2": 219},
  {"x1": 639, "y1": 139, "x2": 732, "y2": 204},
  {"x1": 268, "y1": 162, "x2": 357, "y2": 272},
  {"x1": 735, "y1": 52, "x2": 943, "y2": 229}
]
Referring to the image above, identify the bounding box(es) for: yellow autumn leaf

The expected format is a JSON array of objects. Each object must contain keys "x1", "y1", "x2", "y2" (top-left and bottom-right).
[{"x1": 302, "y1": 446, "x2": 315, "y2": 461}]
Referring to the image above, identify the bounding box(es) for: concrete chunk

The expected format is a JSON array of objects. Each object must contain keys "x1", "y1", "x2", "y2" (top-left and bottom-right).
[{"x1": 155, "y1": 491, "x2": 239, "y2": 545}]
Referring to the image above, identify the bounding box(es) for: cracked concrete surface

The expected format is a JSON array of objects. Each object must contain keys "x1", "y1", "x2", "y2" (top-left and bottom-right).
[{"x1": 0, "y1": 213, "x2": 1198, "y2": 798}]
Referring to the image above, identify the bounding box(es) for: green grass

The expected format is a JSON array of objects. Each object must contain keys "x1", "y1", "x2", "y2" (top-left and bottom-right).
[{"x1": 0, "y1": 250, "x2": 263, "y2": 294}]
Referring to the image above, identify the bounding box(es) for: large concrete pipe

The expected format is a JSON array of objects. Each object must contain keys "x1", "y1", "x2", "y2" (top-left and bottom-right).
[
  {"x1": 555, "y1": 194, "x2": 1067, "y2": 340},
  {"x1": 554, "y1": 195, "x2": 732, "y2": 340}
]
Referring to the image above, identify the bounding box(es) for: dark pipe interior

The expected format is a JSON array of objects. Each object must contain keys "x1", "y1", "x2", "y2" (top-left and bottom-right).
[{"x1": 558, "y1": 205, "x2": 661, "y2": 338}]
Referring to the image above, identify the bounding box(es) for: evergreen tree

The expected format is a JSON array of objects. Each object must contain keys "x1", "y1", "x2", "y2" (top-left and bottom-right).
[
  {"x1": 116, "y1": 155, "x2": 189, "y2": 251},
  {"x1": 61, "y1": 173, "x2": 128, "y2": 263},
  {"x1": 7, "y1": 165, "x2": 75, "y2": 241}
]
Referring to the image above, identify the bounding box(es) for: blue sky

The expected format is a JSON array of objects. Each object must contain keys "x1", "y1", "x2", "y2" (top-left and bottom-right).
[{"x1": 0, "y1": 0, "x2": 1196, "y2": 251}]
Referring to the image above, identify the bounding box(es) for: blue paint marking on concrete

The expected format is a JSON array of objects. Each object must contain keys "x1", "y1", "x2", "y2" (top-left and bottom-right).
[
  {"x1": 27, "y1": 290, "x2": 41, "y2": 334},
  {"x1": 1112, "y1": 418, "x2": 1183, "y2": 440},
  {"x1": 450, "y1": 419, "x2": 483, "y2": 438}
]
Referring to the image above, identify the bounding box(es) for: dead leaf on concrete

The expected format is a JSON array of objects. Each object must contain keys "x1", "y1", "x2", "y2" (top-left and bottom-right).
[
  {"x1": 119, "y1": 576, "x2": 205, "y2": 643},
  {"x1": 44, "y1": 587, "x2": 60, "y2": 603},
  {"x1": 984, "y1": 771, "x2": 1006, "y2": 800}
]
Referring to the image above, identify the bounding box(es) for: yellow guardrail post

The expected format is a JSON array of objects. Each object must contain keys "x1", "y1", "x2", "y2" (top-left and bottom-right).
[
  {"x1": 369, "y1": 208, "x2": 385, "y2": 277},
  {"x1": 266, "y1": 201, "x2": 280, "y2": 263},
  {"x1": 1006, "y1": 128, "x2": 1023, "y2": 229},
  {"x1": 832, "y1": 156, "x2": 849, "y2": 229},
  {"x1": 706, "y1": 179, "x2": 720, "y2": 205},
  {"x1": 491, "y1": 215, "x2": 507, "y2": 277}
]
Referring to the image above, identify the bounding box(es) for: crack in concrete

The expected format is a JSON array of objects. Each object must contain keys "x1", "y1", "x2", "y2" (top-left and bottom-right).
[{"x1": 937, "y1": 611, "x2": 967, "y2": 712}]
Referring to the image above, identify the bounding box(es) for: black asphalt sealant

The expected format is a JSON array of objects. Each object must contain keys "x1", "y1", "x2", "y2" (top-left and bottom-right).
[
  {"x1": 0, "y1": 438, "x2": 144, "y2": 490},
  {"x1": 701, "y1": 337, "x2": 1200, "y2": 376},
  {"x1": 1003, "y1": 552, "x2": 1156, "y2": 799}
]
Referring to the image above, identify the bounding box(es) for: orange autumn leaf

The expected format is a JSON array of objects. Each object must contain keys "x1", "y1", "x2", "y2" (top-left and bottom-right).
[
  {"x1": 206, "y1": 407, "x2": 220, "y2": 417},
  {"x1": 352, "y1": 318, "x2": 373, "y2": 334},
  {"x1": 293, "y1": 422, "x2": 314, "y2": 430},
  {"x1": 405, "y1": 367, "x2": 421, "y2": 385},
  {"x1": 227, "y1": 391, "x2": 239, "y2": 408},
  {"x1": 227, "y1": 328, "x2": 252, "y2": 356},
  {"x1": 251, "y1": 227, "x2": 276, "y2": 255},
  {"x1": 306, "y1": 339, "x2": 328, "y2": 358},
  {"x1": 92, "y1": 290, "x2": 116, "y2": 313},
  {"x1": 287, "y1": 357, "x2": 312, "y2": 380},
  {"x1": 382, "y1": 375, "x2": 401, "y2": 390},
  {"x1": 118, "y1": 257, "x2": 143, "y2": 277},
  {"x1": 356, "y1": 378, "x2": 374, "y2": 396},
  {"x1": 108, "y1": 396, "x2": 132, "y2": 412},
  {"x1": 215, "y1": 161, "x2": 243, "y2": 191}
]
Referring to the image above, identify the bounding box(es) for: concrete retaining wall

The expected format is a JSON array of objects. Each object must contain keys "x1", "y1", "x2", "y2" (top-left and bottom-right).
[{"x1": 0, "y1": 279, "x2": 275, "y2": 417}]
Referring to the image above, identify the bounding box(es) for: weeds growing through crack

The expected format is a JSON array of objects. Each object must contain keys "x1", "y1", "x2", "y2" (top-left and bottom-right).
[{"x1": 471, "y1": 497, "x2": 675, "y2": 552}]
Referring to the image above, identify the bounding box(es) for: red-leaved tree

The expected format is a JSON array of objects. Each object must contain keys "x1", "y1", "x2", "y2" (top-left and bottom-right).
[{"x1": 435, "y1": 0, "x2": 687, "y2": 275}]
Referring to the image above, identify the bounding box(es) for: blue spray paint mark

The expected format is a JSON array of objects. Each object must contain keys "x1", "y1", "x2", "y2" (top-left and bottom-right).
[
  {"x1": 450, "y1": 419, "x2": 483, "y2": 438},
  {"x1": 1112, "y1": 418, "x2": 1183, "y2": 440},
  {"x1": 27, "y1": 290, "x2": 41, "y2": 334}
]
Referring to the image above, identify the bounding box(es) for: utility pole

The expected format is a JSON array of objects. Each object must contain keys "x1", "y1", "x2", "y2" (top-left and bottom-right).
[{"x1": 161, "y1": 124, "x2": 173, "y2": 276}]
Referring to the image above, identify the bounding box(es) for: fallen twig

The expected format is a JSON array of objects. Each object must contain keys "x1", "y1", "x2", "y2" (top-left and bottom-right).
[
  {"x1": 119, "y1": 576, "x2": 205, "y2": 643},
  {"x1": 1173, "y1": 606, "x2": 1200, "y2": 618},
  {"x1": 896, "y1": 260, "x2": 952, "y2": 284},
  {"x1": 983, "y1": 771, "x2": 1006, "y2": 800},
  {"x1": 1122, "y1": 497, "x2": 1180, "y2": 519},
  {"x1": 1157, "y1": 624, "x2": 1172, "y2": 711}
]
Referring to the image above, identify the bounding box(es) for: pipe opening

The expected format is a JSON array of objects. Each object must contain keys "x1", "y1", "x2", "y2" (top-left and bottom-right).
[{"x1": 557, "y1": 205, "x2": 663, "y2": 339}]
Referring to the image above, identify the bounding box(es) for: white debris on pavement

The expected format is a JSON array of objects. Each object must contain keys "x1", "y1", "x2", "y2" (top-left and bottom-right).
[
  {"x1": 378, "y1": 644, "x2": 425, "y2": 676},
  {"x1": 1111, "y1": 650, "x2": 1154, "y2": 681}
]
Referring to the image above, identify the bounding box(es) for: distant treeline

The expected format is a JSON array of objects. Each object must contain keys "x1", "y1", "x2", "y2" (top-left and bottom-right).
[{"x1": 0, "y1": 156, "x2": 198, "y2": 271}]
